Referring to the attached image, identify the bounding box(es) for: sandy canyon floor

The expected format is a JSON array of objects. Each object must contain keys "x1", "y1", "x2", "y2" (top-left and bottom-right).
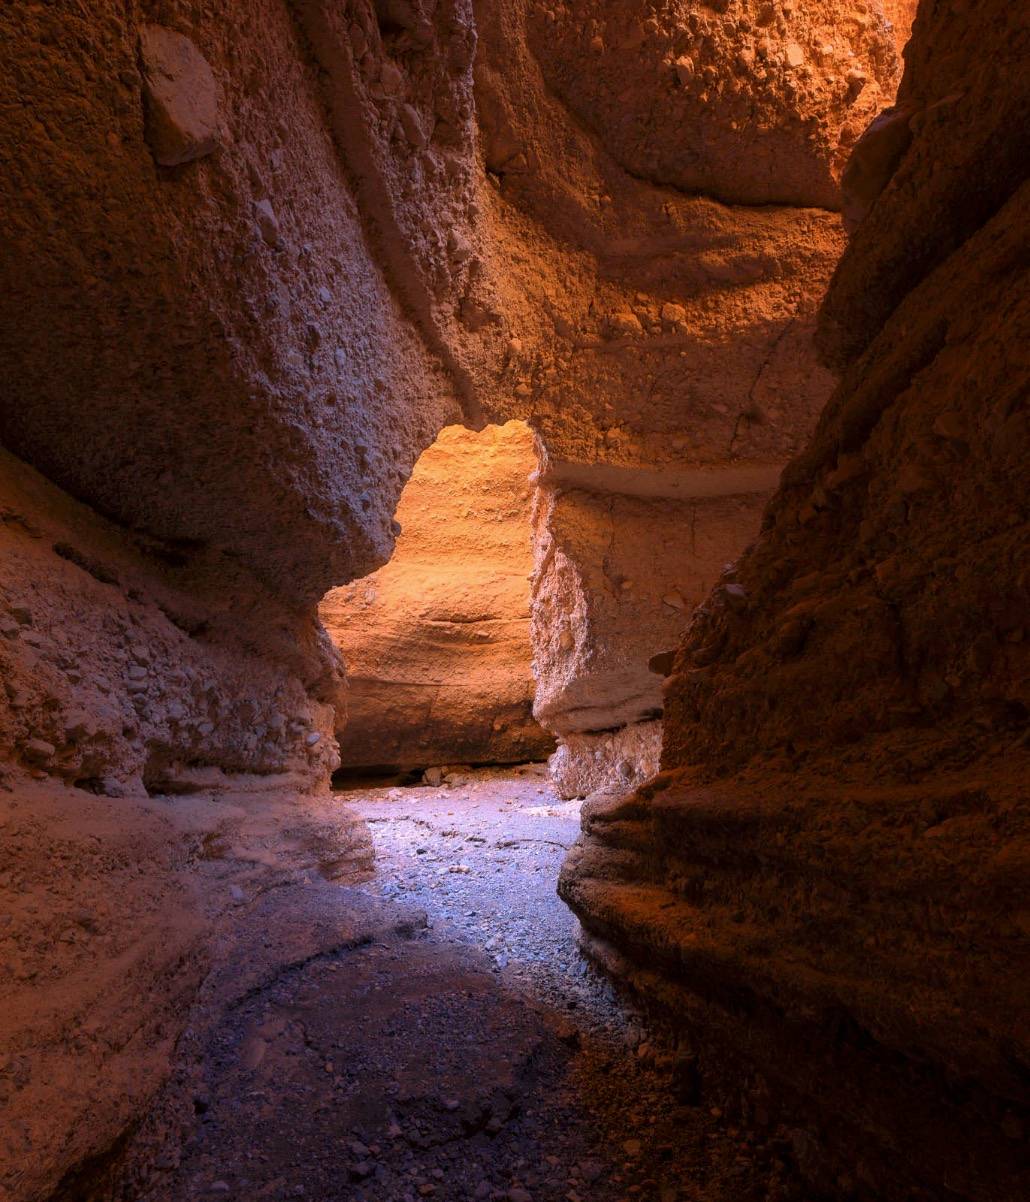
[{"x1": 145, "y1": 766, "x2": 802, "y2": 1202}]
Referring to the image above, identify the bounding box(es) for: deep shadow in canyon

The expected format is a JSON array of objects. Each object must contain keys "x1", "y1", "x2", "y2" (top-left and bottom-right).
[{"x1": 0, "y1": 2, "x2": 1027, "y2": 1202}]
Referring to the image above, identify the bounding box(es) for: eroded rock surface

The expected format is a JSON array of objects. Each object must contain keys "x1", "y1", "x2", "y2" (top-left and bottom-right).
[
  {"x1": 321, "y1": 423, "x2": 553, "y2": 769},
  {"x1": 486, "y1": 0, "x2": 893, "y2": 790},
  {"x1": 531, "y1": 480, "x2": 772, "y2": 795},
  {"x1": 0, "y1": 0, "x2": 987, "y2": 1198},
  {"x1": 524, "y1": 0, "x2": 902, "y2": 209},
  {"x1": 560, "y1": 3, "x2": 1030, "y2": 1198},
  {"x1": 1, "y1": 776, "x2": 371, "y2": 1202}
]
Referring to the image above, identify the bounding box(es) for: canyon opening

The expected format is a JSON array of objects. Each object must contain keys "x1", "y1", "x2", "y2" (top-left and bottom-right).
[{"x1": 0, "y1": 3, "x2": 1026, "y2": 1202}]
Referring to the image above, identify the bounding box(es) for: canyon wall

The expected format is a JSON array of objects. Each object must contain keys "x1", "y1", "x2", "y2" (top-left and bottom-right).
[
  {"x1": 560, "y1": 3, "x2": 1030, "y2": 1199},
  {"x1": 0, "y1": 3, "x2": 472, "y2": 1196},
  {"x1": 1, "y1": 1, "x2": 917, "y2": 1197},
  {"x1": 474, "y1": 0, "x2": 905, "y2": 792},
  {"x1": 321, "y1": 422, "x2": 553, "y2": 770}
]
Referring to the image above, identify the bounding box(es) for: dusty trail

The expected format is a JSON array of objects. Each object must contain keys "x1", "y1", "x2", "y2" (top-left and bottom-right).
[{"x1": 137, "y1": 767, "x2": 797, "y2": 1202}]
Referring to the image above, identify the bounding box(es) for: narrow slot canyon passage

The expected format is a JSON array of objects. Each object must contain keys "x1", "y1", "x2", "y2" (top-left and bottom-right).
[
  {"x1": 149, "y1": 767, "x2": 771, "y2": 1202},
  {"x1": 1, "y1": 3, "x2": 1027, "y2": 1202},
  {"x1": 126, "y1": 417, "x2": 767, "y2": 1200}
]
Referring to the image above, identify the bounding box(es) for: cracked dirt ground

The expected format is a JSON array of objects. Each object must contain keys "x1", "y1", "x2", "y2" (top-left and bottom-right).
[{"x1": 130, "y1": 766, "x2": 802, "y2": 1202}]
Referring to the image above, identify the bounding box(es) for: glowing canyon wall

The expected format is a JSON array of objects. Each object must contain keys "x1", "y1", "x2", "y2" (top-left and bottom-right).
[
  {"x1": 479, "y1": 0, "x2": 906, "y2": 791},
  {"x1": 560, "y1": 3, "x2": 1030, "y2": 1199},
  {"x1": 321, "y1": 422, "x2": 553, "y2": 770}
]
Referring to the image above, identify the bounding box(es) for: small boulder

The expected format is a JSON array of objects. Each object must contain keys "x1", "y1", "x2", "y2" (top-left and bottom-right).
[
  {"x1": 253, "y1": 199, "x2": 283, "y2": 248},
  {"x1": 674, "y1": 56, "x2": 695, "y2": 85},
  {"x1": 722, "y1": 582, "x2": 749, "y2": 612},
  {"x1": 23, "y1": 738, "x2": 56, "y2": 765},
  {"x1": 140, "y1": 25, "x2": 221, "y2": 167},
  {"x1": 648, "y1": 649, "x2": 677, "y2": 677},
  {"x1": 607, "y1": 310, "x2": 644, "y2": 338}
]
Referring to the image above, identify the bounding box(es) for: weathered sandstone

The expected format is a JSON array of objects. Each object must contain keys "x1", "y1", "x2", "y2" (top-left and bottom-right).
[
  {"x1": 2, "y1": 1, "x2": 1017, "y2": 1199},
  {"x1": 560, "y1": 3, "x2": 1030, "y2": 1198},
  {"x1": 321, "y1": 423, "x2": 553, "y2": 769}
]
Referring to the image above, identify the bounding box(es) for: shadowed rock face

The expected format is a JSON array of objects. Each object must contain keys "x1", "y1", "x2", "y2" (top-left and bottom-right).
[
  {"x1": 560, "y1": 3, "x2": 1030, "y2": 1199},
  {"x1": 321, "y1": 423, "x2": 554, "y2": 769}
]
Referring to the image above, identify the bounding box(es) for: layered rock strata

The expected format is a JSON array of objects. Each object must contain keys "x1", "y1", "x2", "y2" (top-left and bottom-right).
[
  {"x1": 531, "y1": 479, "x2": 772, "y2": 797},
  {"x1": 321, "y1": 423, "x2": 553, "y2": 769},
  {"x1": 560, "y1": 3, "x2": 1030, "y2": 1198}
]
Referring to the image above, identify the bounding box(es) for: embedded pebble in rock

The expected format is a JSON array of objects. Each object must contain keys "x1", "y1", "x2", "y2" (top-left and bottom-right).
[{"x1": 139, "y1": 25, "x2": 221, "y2": 166}]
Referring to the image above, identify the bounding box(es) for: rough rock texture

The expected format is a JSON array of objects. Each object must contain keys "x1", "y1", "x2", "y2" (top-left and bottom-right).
[
  {"x1": 0, "y1": 0, "x2": 924, "y2": 1196},
  {"x1": 1, "y1": 775, "x2": 371, "y2": 1202},
  {"x1": 472, "y1": 0, "x2": 900, "y2": 791},
  {"x1": 531, "y1": 483, "x2": 771, "y2": 796},
  {"x1": 0, "y1": 5, "x2": 462, "y2": 602},
  {"x1": 0, "y1": 5, "x2": 463, "y2": 1194},
  {"x1": 561, "y1": 4, "x2": 1030, "y2": 1199},
  {"x1": 883, "y1": 0, "x2": 919, "y2": 52},
  {"x1": 524, "y1": 0, "x2": 900, "y2": 209},
  {"x1": 321, "y1": 423, "x2": 553, "y2": 769},
  {"x1": 0, "y1": 450, "x2": 341, "y2": 794},
  {"x1": 548, "y1": 721, "x2": 663, "y2": 800}
]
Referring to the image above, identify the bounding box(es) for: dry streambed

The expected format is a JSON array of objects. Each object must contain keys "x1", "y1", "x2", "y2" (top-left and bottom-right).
[{"x1": 135, "y1": 767, "x2": 800, "y2": 1202}]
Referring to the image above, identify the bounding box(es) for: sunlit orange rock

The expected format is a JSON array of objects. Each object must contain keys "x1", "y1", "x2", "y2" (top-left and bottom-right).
[{"x1": 321, "y1": 423, "x2": 554, "y2": 770}]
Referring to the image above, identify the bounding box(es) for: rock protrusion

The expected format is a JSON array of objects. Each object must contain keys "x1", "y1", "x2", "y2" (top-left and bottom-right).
[
  {"x1": 139, "y1": 25, "x2": 221, "y2": 167},
  {"x1": 840, "y1": 105, "x2": 914, "y2": 233}
]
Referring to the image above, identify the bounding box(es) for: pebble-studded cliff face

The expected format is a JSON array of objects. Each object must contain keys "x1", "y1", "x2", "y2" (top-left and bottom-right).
[
  {"x1": 560, "y1": 3, "x2": 1030, "y2": 1199},
  {"x1": 0, "y1": 0, "x2": 473, "y2": 797}
]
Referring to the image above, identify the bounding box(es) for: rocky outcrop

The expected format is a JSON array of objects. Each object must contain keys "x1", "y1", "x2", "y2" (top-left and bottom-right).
[
  {"x1": 480, "y1": 0, "x2": 901, "y2": 792},
  {"x1": 321, "y1": 423, "x2": 553, "y2": 769},
  {"x1": 560, "y1": 3, "x2": 1030, "y2": 1199},
  {"x1": 0, "y1": 4, "x2": 464, "y2": 605}
]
